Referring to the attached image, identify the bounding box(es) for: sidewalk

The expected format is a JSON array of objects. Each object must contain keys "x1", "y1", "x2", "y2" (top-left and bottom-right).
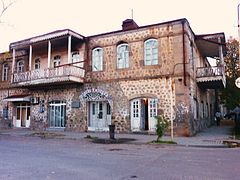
[{"x1": 0, "y1": 125, "x2": 235, "y2": 148}]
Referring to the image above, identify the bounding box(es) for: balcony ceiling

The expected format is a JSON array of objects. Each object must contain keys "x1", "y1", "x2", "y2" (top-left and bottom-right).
[
  {"x1": 10, "y1": 29, "x2": 85, "y2": 50},
  {"x1": 195, "y1": 33, "x2": 226, "y2": 58}
]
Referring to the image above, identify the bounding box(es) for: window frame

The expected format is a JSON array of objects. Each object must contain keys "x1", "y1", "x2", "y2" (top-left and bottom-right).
[
  {"x1": 34, "y1": 58, "x2": 41, "y2": 70},
  {"x1": 117, "y1": 43, "x2": 129, "y2": 69},
  {"x1": 17, "y1": 60, "x2": 24, "y2": 73},
  {"x1": 144, "y1": 38, "x2": 158, "y2": 65},
  {"x1": 92, "y1": 47, "x2": 103, "y2": 71},
  {"x1": 2, "y1": 63, "x2": 8, "y2": 81},
  {"x1": 53, "y1": 55, "x2": 61, "y2": 68}
]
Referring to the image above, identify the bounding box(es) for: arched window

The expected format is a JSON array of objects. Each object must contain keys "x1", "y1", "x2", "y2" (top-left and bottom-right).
[
  {"x1": 34, "y1": 58, "x2": 40, "y2": 70},
  {"x1": 144, "y1": 39, "x2": 158, "y2": 65},
  {"x1": 2, "y1": 63, "x2": 8, "y2": 81},
  {"x1": 53, "y1": 55, "x2": 61, "y2": 68},
  {"x1": 92, "y1": 48, "x2": 103, "y2": 71},
  {"x1": 72, "y1": 52, "x2": 80, "y2": 63},
  {"x1": 17, "y1": 60, "x2": 24, "y2": 73},
  {"x1": 117, "y1": 43, "x2": 129, "y2": 69}
]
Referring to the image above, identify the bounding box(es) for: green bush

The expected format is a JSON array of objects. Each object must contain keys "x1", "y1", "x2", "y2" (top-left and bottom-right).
[{"x1": 155, "y1": 115, "x2": 169, "y2": 142}]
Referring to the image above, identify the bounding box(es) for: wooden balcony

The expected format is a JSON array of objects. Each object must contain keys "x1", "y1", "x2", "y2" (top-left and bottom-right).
[
  {"x1": 12, "y1": 64, "x2": 85, "y2": 87},
  {"x1": 196, "y1": 66, "x2": 226, "y2": 89}
]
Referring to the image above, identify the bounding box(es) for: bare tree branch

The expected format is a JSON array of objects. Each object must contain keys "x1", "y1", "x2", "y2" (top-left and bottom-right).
[{"x1": 0, "y1": 0, "x2": 15, "y2": 23}]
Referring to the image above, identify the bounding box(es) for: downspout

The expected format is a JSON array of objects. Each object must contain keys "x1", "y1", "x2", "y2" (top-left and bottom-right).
[{"x1": 182, "y1": 20, "x2": 187, "y2": 86}]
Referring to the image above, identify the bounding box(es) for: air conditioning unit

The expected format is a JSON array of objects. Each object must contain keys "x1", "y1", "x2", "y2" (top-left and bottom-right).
[{"x1": 30, "y1": 97, "x2": 39, "y2": 105}]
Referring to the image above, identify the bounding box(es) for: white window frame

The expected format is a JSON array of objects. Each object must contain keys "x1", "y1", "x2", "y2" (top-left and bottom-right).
[
  {"x1": 72, "y1": 52, "x2": 80, "y2": 63},
  {"x1": 92, "y1": 48, "x2": 103, "y2": 71},
  {"x1": 17, "y1": 60, "x2": 24, "y2": 73},
  {"x1": 72, "y1": 51, "x2": 83, "y2": 68},
  {"x1": 117, "y1": 43, "x2": 129, "y2": 69},
  {"x1": 34, "y1": 58, "x2": 40, "y2": 70},
  {"x1": 53, "y1": 55, "x2": 61, "y2": 68},
  {"x1": 2, "y1": 63, "x2": 8, "y2": 81},
  {"x1": 144, "y1": 38, "x2": 158, "y2": 65}
]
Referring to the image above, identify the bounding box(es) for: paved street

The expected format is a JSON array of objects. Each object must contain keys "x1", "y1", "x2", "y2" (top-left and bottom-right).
[{"x1": 0, "y1": 127, "x2": 240, "y2": 180}]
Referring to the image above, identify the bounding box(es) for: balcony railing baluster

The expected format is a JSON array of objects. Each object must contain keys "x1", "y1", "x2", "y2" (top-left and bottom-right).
[{"x1": 12, "y1": 64, "x2": 85, "y2": 84}]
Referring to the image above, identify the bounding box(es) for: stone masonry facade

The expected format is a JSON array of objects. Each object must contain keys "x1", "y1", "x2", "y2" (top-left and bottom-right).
[{"x1": 0, "y1": 18, "x2": 225, "y2": 136}]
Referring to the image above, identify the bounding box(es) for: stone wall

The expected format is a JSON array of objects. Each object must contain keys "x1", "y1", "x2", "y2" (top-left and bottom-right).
[{"x1": 82, "y1": 77, "x2": 174, "y2": 133}]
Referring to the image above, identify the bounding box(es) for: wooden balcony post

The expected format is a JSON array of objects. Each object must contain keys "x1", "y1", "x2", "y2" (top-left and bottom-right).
[
  {"x1": 11, "y1": 48, "x2": 16, "y2": 83},
  {"x1": 218, "y1": 37, "x2": 224, "y2": 65},
  {"x1": 68, "y1": 35, "x2": 72, "y2": 64},
  {"x1": 29, "y1": 45, "x2": 32, "y2": 71},
  {"x1": 48, "y1": 40, "x2": 51, "y2": 68}
]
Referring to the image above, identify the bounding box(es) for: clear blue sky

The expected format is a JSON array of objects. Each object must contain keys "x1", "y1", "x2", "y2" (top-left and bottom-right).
[{"x1": 0, "y1": 0, "x2": 239, "y2": 52}]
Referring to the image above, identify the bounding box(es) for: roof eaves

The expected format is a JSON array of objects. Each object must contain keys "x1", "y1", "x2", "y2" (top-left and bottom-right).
[{"x1": 88, "y1": 18, "x2": 188, "y2": 38}]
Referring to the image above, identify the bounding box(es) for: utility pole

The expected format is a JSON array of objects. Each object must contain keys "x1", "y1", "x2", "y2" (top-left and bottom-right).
[{"x1": 237, "y1": 3, "x2": 240, "y2": 62}]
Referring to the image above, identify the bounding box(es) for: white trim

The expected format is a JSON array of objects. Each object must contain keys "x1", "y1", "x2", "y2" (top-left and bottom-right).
[
  {"x1": 2, "y1": 96, "x2": 31, "y2": 102},
  {"x1": 68, "y1": 35, "x2": 72, "y2": 63},
  {"x1": 48, "y1": 41, "x2": 51, "y2": 68}
]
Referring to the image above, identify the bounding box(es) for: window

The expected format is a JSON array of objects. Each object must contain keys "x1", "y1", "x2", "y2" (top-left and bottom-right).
[
  {"x1": 17, "y1": 60, "x2": 24, "y2": 73},
  {"x1": 117, "y1": 43, "x2": 129, "y2": 69},
  {"x1": 53, "y1": 55, "x2": 61, "y2": 68},
  {"x1": 2, "y1": 63, "x2": 8, "y2": 81},
  {"x1": 92, "y1": 48, "x2": 103, "y2": 71},
  {"x1": 72, "y1": 52, "x2": 80, "y2": 63},
  {"x1": 34, "y1": 58, "x2": 40, "y2": 70},
  {"x1": 72, "y1": 52, "x2": 83, "y2": 67},
  {"x1": 144, "y1": 39, "x2": 158, "y2": 65}
]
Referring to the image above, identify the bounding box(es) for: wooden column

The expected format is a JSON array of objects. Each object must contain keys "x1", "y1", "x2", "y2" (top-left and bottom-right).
[
  {"x1": 11, "y1": 48, "x2": 16, "y2": 83},
  {"x1": 48, "y1": 41, "x2": 51, "y2": 68},
  {"x1": 29, "y1": 45, "x2": 32, "y2": 71},
  {"x1": 68, "y1": 35, "x2": 72, "y2": 63}
]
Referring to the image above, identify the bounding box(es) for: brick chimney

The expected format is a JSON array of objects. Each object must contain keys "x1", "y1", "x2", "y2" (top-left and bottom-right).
[{"x1": 122, "y1": 19, "x2": 139, "y2": 30}]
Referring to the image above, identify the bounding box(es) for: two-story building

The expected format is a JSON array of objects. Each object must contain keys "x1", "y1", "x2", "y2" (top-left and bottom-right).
[{"x1": 0, "y1": 18, "x2": 226, "y2": 136}]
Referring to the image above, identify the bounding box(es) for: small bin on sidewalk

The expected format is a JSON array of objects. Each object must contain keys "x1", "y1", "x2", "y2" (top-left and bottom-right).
[{"x1": 109, "y1": 125, "x2": 115, "y2": 139}]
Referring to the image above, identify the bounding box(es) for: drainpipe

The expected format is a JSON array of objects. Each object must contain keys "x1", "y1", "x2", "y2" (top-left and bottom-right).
[{"x1": 182, "y1": 20, "x2": 187, "y2": 86}]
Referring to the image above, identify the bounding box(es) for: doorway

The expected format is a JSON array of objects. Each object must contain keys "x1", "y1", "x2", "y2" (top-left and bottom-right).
[
  {"x1": 15, "y1": 103, "x2": 31, "y2": 128},
  {"x1": 88, "y1": 101, "x2": 111, "y2": 131},
  {"x1": 130, "y1": 98, "x2": 157, "y2": 132}
]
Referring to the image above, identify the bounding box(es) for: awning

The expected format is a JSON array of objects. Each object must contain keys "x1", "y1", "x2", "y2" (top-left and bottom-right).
[{"x1": 2, "y1": 94, "x2": 31, "y2": 102}]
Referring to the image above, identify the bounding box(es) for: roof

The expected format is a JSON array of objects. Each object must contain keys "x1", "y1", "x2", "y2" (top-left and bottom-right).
[
  {"x1": 88, "y1": 18, "x2": 188, "y2": 38},
  {"x1": 10, "y1": 29, "x2": 85, "y2": 50},
  {"x1": 195, "y1": 33, "x2": 226, "y2": 58}
]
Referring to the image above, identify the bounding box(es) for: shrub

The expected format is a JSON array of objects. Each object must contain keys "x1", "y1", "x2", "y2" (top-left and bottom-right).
[{"x1": 155, "y1": 115, "x2": 169, "y2": 142}]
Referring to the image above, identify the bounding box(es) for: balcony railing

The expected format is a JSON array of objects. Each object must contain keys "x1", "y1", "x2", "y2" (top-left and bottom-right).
[
  {"x1": 12, "y1": 64, "x2": 85, "y2": 86},
  {"x1": 196, "y1": 66, "x2": 226, "y2": 89}
]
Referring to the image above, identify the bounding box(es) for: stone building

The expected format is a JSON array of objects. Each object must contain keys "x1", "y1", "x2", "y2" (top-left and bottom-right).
[{"x1": 0, "y1": 18, "x2": 226, "y2": 136}]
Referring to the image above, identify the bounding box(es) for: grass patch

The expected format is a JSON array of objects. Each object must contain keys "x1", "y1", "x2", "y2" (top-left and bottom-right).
[
  {"x1": 151, "y1": 140, "x2": 177, "y2": 144},
  {"x1": 30, "y1": 131, "x2": 65, "y2": 139},
  {"x1": 84, "y1": 134, "x2": 98, "y2": 140}
]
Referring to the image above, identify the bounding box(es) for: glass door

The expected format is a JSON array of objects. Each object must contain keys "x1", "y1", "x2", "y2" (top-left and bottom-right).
[{"x1": 49, "y1": 101, "x2": 66, "y2": 128}]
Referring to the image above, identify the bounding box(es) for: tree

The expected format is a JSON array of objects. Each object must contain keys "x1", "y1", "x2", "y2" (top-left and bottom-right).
[
  {"x1": 155, "y1": 115, "x2": 169, "y2": 142},
  {"x1": 0, "y1": 0, "x2": 15, "y2": 24},
  {"x1": 219, "y1": 38, "x2": 240, "y2": 109}
]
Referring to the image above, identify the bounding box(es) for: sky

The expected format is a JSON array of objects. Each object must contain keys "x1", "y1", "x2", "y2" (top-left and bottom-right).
[{"x1": 0, "y1": 0, "x2": 240, "y2": 52}]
